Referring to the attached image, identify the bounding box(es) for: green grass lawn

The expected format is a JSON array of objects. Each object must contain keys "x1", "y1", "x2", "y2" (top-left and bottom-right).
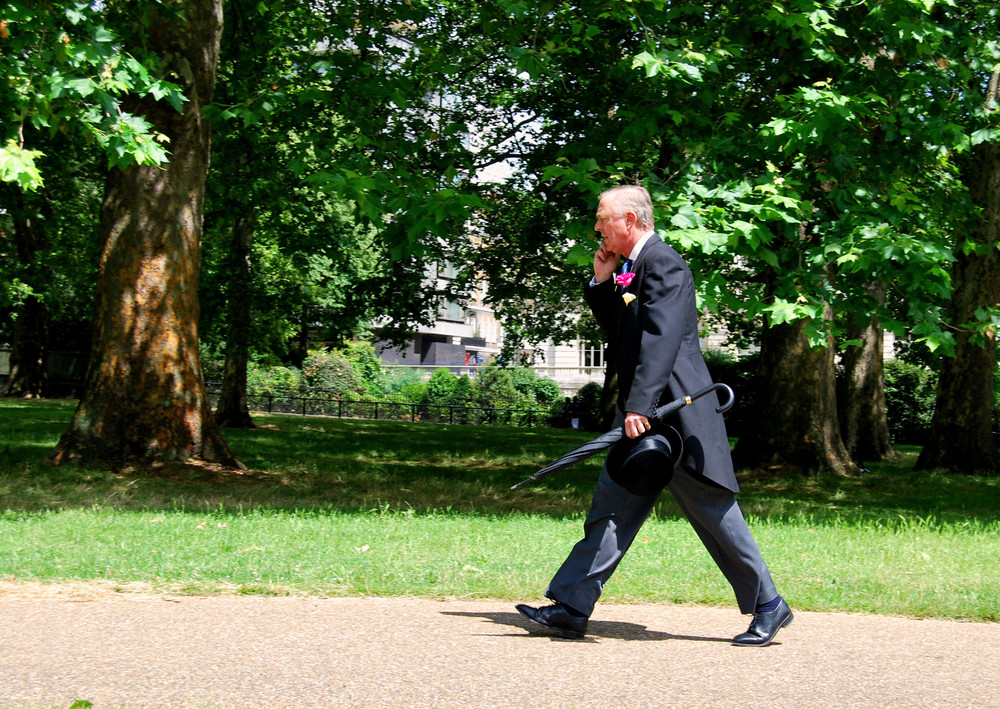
[{"x1": 1, "y1": 398, "x2": 998, "y2": 621}]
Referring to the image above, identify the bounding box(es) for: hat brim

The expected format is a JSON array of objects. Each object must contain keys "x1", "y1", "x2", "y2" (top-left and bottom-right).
[{"x1": 606, "y1": 425, "x2": 684, "y2": 496}]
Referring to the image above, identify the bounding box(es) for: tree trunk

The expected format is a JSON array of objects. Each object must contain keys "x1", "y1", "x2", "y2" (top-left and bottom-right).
[
  {"x1": 916, "y1": 243, "x2": 1000, "y2": 474},
  {"x1": 215, "y1": 207, "x2": 256, "y2": 428},
  {"x1": 52, "y1": 0, "x2": 241, "y2": 468},
  {"x1": 1, "y1": 184, "x2": 50, "y2": 399},
  {"x1": 3, "y1": 295, "x2": 50, "y2": 399},
  {"x1": 841, "y1": 281, "x2": 896, "y2": 464},
  {"x1": 733, "y1": 318, "x2": 858, "y2": 476},
  {"x1": 596, "y1": 357, "x2": 618, "y2": 431},
  {"x1": 916, "y1": 70, "x2": 1000, "y2": 475}
]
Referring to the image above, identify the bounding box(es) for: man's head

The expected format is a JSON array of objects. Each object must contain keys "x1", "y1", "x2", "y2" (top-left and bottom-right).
[{"x1": 594, "y1": 185, "x2": 655, "y2": 258}]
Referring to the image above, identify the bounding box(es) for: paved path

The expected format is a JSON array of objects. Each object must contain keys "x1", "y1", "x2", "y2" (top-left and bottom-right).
[{"x1": 1, "y1": 588, "x2": 998, "y2": 708}]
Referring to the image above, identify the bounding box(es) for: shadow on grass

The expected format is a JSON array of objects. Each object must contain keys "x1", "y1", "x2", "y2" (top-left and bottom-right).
[
  {"x1": 2, "y1": 399, "x2": 998, "y2": 524},
  {"x1": 0, "y1": 400, "x2": 604, "y2": 517}
]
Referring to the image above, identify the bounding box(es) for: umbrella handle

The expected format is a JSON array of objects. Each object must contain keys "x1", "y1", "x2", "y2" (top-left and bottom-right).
[
  {"x1": 651, "y1": 382, "x2": 735, "y2": 421},
  {"x1": 708, "y1": 382, "x2": 736, "y2": 413},
  {"x1": 510, "y1": 382, "x2": 735, "y2": 491}
]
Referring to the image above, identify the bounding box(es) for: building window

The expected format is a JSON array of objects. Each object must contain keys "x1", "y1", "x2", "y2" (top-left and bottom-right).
[
  {"x1": 440, "y1": 298, "x2": 465, "y2": 322},
  {"x1": 439, "y1": 260, "x2": 458, "y2": 279},
  {"x1": 579, "y1": 341, "x2": 604, "y2": 368}
]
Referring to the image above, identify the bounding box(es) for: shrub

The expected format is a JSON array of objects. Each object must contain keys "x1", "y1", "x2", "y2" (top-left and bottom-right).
[
  {"x1": 199, "y1": 343, "x2": 225, "y2": 382},
  {"x1": 300, "y1": 349, "x2": 364, "y2": 397},
  {"x1": 507, "y1": 367, "x2": 539, "y2": 400},
  {"x1": 532, "y1": 377, "x2": 562, "y2": 408},
  {"x1": 382, "y1": 368, "x2": 427, "y2": 401},
  {"x1": 505, "y1": 366, "x2": 561, "y2": 408},
  {"x1": 451, "y1": 374, "x2": 473, "y2": 403},
  {"x1": 476, "y1": 362, "x2": 519, "y2": 406},
  {"x1": 340, "y1": 340, "x2": 386, "y2": 396},
  {"x1": 420, "y1": 368, "x2": 460, "y2": 422},
  {"x1": 701, "y1": 347, "x2": 737, "y2": 371},
  {"x1": 425, "y1": 368, "x2": 459, "y2": 402},
  {"x1": 574, "y1": 381, "x2": 603, "y2": 416},
  {"x1": 883, "y1": 358, "x2": 937, "y2": 440},
  {"x1": 247, "y1": 363, "x2": 300, "y2": 394},
  {"x1": 449, "y1": 375, "x2": 476, "y2": 424},
  {"x1": 703, "y1": 349, "x2": 761, "y2": 438}
]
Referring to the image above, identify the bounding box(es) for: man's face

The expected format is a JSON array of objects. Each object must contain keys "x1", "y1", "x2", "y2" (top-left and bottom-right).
[{"x1": 594, "y1": 196, "x2": 633, "y2": 257}]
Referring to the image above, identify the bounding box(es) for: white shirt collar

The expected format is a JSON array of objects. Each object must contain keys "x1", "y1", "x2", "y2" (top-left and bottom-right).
[{"x1": 628, "y1": 230, "x2": 656, "y2": 262}]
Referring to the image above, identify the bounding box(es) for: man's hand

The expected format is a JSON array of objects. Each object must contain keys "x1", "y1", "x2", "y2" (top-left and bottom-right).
[
  {"x1": 624, "y1": 411, "x2": 651, "y2": 439},
  {"x1": 594, "y1": 243, "x2": 618, "y2": 284}
]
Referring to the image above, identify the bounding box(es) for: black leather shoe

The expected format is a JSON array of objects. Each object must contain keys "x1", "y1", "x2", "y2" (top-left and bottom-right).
[
  {"x1": 732, "y1": 599, "x2": 793, "y2": 647},
  {"x1": 515, "y1": 603, "x2": 588, "y2": 639}
]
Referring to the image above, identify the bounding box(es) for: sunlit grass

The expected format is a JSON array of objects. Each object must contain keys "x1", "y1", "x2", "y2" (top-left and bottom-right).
[{"x1": 1, "y1": 398, "x2": 998, "y2": 620}]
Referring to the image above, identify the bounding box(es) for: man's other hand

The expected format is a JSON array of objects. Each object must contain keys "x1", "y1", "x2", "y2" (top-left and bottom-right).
[{"x1": 624, "y1": 411, "x2": 651, "y2": 439}]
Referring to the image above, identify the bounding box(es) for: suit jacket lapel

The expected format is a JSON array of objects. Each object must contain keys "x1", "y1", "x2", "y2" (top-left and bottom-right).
[{"x1": 630, "y1": 233, "x2": 660, "y2": 276}]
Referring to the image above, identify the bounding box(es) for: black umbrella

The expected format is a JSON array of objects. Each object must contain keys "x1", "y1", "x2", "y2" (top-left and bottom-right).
[{"x1": 511, "y1": 382, "x2": 735, "y2": 490}]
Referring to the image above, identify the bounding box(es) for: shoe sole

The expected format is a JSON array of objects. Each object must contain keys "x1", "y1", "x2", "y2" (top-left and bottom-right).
[
  {"x1": 516, "y1": 605, "x2": 586, "y2": 639},
  {"x1": 732, "y1": 611, "x2": 794, "y2": 647}
]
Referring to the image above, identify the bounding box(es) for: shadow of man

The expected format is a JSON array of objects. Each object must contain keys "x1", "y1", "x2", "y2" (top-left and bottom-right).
[{"x1": 442, "y1": 610, "x2": 731, "y2": 643}]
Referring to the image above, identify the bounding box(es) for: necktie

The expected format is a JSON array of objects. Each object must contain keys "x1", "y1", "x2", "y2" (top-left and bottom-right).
[{"x1": 615, "y1": 260, "x2": 635, "y2": 291}]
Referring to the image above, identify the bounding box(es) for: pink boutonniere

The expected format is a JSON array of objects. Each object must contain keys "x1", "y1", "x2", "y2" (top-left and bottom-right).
[{"x1": 615, "y1": 272, "x2": 635, "y2": 287}]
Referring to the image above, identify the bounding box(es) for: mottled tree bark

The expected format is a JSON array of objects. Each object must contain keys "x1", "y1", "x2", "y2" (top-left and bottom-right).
[
  {"x1": 916, "y1": 255, "x2": 1000, "y2": 473},
  {"x1": 52, "y1": 0, "x2": 241, "y2": 468},
  {"x1": 733, "y1": 317, "x2": 858, "y2": 476},
  {"x1": 841, "y1": 281, "x2": 896, "y2": 464},
  {"x1": 916, "y1": 74, "x2": 1000, "y2": 475},
  {"x1": 916, "y1": 247, "x2": 1000, "y2": 473},
  {"x1": 215, "y1": 208, "x2": 256, "y2": 428}
]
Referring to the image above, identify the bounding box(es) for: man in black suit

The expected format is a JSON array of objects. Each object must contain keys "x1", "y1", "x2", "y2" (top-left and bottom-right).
[{"x1": 516, "y1": 185, "x2": 792, "y2": 646}]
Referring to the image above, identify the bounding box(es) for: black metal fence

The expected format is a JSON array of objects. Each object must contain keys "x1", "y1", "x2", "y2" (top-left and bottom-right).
[
  {"x1": 0, "y1": 374, "x2": 593, "y2": 428},
  {"x1": 247, "y1": 392, "x2": 552, "y2": 426},
  {"x1": 205, "y1": 383, "x2": 595, "y2": 429}
]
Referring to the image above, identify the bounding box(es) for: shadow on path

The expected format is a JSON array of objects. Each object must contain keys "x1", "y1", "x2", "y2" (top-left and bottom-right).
[{"x1": 441, "y1": 610, "x2": 731, "y2": 643}]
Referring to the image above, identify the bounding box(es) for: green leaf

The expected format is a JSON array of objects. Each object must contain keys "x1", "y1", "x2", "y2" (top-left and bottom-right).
[
  {"x1": 0, "y1": 140, "x2": 45, "y2": 191},
  {"x1": 669, "y1": 205, "x2": 699, "y2": 229},
  {"x1": 754, "y1": 247, "x2": 778, "y2": 269},
  {"x1": 970, "y1": 128, "x2": 1000, "y2": 146},
  {"x1": 67, "y1": 78, "x2": 98, "y2": 97},
  {"x1": 64, "y1": 3, "x2": 89, "y2": 24},
  {"x1": 565, "y1": 242, "x2": 596, "y2": 269},
  {"x1": 633, "y1": 51, "x2": 665, "y2": 78},
  {"x1": 92, "y1": 26, "x2": 115, "y2": 43},
  {"x1": 765, "y1": 300, "x2": 803, "y2": 325}
]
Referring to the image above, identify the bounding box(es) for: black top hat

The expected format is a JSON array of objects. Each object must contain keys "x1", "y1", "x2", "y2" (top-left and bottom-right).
[{"x1": 605, "y1": 424, "x2": 684, "y2": 496}]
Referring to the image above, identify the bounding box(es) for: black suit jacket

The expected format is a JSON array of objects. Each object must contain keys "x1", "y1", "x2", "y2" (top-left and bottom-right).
[{"x1": 585, "y1": 234, "x2": 739, "y2": 492}]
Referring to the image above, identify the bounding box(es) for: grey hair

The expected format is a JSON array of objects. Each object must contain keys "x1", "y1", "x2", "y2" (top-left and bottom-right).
[{"x1": 599, "y1": 185, "x2": 655, "y2": 228}]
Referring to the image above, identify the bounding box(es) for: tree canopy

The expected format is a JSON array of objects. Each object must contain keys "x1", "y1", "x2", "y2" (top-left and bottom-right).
[
  {"x1": 2, "y1": 0, "x2": 999, "y2": 474},
  {"x1": 0, "y1": 1, "x2": 187, "y2": 190}
]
